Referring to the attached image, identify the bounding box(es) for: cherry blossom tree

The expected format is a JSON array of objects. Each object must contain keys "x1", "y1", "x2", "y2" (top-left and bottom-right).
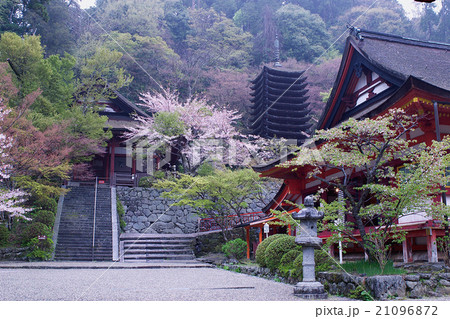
[
  {"x1": 0, "y1": 99, "x2": 30, "y2": 221},
  {"x1": 125, "y1": 91, "x2": 278, "y2": 173}
]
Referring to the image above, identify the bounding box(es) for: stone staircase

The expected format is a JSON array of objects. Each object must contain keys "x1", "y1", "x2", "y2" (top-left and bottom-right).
[
  {"x1": 54, "y1": 185, "x2": 113, "y2": 261},
  {"x1": 120, "y1": 234, "x2": 196, "y2": 262}
]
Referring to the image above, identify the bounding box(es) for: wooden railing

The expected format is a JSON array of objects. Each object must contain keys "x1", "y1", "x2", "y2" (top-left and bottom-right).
[{"x1": 199, "y1": 211, "x2": 264, "y2": 232}]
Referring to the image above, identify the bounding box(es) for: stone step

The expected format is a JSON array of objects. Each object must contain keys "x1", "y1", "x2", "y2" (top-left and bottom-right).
[
  {"x1": 123, "y1": 254, "x2": 195, "y2": 261},
  {"x1": 123, "y1": 249, "x2": 193, "y2": 255},
  {"x1": 55, "y1": 185, "x2": 113, "y2": 261},
  {"x1": 123, "y1": 243, "x2": 190, "y2": 249}
]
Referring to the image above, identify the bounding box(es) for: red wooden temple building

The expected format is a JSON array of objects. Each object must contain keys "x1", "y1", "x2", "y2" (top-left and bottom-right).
[
  {"x1": 73, "y1": 92, "x2": 152, "y2": 186},
  {"x1": 239, "y1": 28, "x2": 450, "y2": 263}
]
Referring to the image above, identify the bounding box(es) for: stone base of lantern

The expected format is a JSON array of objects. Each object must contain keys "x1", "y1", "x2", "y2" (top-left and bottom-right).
[{"x1": 293, "y1": 281, "x2": 328, "y2": 299}]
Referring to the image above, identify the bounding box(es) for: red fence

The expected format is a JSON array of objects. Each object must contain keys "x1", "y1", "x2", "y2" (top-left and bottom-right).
[{"x1": 199, "y1": 211, "x2": 264, "y2": 232}]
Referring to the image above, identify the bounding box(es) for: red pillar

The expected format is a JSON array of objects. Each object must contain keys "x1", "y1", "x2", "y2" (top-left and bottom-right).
[
  {"x1": 288, "y1": 224, "x2": 292, "y2": 236},
  {"x1": 427, "y1": 229, "x2": 438, "y2": 263},
  {"x1": 259, "y1": 226, "x2": 263, "y2": 244},
  {"x1": 402, "y1": 237, "x2": 413, "y2": 263},
  {"x1": 245, "y1": 227, "x2": 251, "y2": 259}
]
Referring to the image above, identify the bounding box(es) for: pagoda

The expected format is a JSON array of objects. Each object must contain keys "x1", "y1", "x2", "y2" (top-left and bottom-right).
[{"x1": 249, "y1": 66, "x2": 312, "y2": 142}]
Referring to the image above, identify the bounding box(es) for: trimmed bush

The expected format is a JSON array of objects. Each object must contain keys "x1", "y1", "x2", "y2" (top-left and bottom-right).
[
  {"x1": 292, "y1": 252, "x2": 304, "y2": 279},
  {"x1": 280, "y1": 248, "x2": 302, "y2": 267},
  {"x1": 255, "y1": 234, "x2": 286, "y2": 267},
  {"x1": 315, "y1": 249, "x2": 335, "y2": 272},
  {"x1": 33, "y1": 210, "x2": 55, "y2": 228},
  {"x1": 21, "y1": 222, "x2": 51, "y2": 245},
  {"x1": 0, "y1": 224, "x2": 10, "y2": 246},
  {"x1": 265, "y1": 235, "x2": 297, "y2": 270},
  {"x1": 26, "y1": 237, "x2": 54, "y2": 260},
  {"x1": 222, "y1": 238, "x2": 247, "y2": 260}
]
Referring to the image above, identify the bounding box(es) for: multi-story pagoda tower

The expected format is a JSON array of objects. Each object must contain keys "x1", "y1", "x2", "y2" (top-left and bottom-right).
[{"x1": 249, "y1": 66, "x2": 312, "y2": 142}]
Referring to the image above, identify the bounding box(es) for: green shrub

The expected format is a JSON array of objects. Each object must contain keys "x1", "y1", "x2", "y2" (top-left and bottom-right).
[
  {"x1": 278, "y1": 248, "x2": 302, "y2": 278},
  {"x1": 265, "y1": 235, "x2": 297, "y2": 270},
  {"x1": 0, "y1": 224, "x2": 10, "y2": 246},
  {"x1": 197, "y1": 163, "x2": 214, "y2": 176},
  {"x1": 222, "y1": 238, "x2": 247, "y2": 260},
  {"x1": 255, "y1": 234, "x2": 286, "y2": 267},
  {"x1": 33, "y1": 197, "x2": 57, "y2": 212},
  {"x1": 138, "y1": 171, "x2": 166, "y2": 187},
  {"x1": 21, "y1": 222, "x2": 51, "y2": 245},
  {"x1": 280, "y1": 248, "x2": 302, "y2": 267},
  {"x1": 292, "y1": 252, "x2": 304, "y2": 279},
  {"x1": 32, "y1": 210, "x2": 55, "y2": 228},
  {"x1": 26, "y1": 237, "x2": 54, "y2": 260},
  {"x1": 117, "y1": 199, "x2": 126, "y2": 232},
  {"x1": 349, "y1": 285, "x2": 372, "y2": 301},
  {"x1": 315, "y1": 249, "x2": 335, "y2": 272}
]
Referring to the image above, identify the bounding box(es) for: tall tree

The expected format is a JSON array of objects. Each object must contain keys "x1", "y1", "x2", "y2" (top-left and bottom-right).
[
  {"x1": 275, "y1": 4, "x2": 331, "y2": 63},
  {"x1": 281, "y1": 109, "x2": 450, "y2": 266},
  {"x1": 93, "y1": 0, "x2": 164, "y2": 37},
  {"x1": 0, "y1": 0, "x2": 51, "y2": 35}
]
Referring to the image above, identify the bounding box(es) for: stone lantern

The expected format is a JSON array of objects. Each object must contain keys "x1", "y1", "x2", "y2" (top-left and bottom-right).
[{"x1": 292, "y1": 195, "x2": 327, "y2": 299}]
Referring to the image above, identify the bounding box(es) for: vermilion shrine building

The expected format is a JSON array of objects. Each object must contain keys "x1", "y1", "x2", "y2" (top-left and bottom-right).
[
  {"x1": 241, "y1": 29, "x2": 450, "y2": 263},
  {"x1": 72, "y1": 92, "x2": 151, "y2": 186}
]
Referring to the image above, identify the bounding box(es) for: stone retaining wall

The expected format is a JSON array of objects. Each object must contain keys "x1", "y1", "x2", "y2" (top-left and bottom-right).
[
  {"x1": 117, "y1": 182, "x2": 280, "y2": 235},
  {"x1": 318, "y1": 272, "x2": 450, "y2": 300},
  {"x1": 117, "y1": 187, "x2": 198, "y2": 234},
  {"x1": 0, "y1": 247, "x2": 28, "y2": 261}
]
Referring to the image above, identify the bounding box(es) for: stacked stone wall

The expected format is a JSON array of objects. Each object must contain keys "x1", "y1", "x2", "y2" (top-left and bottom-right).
[{"x1": 117, "y1": 182, "x2": 280, "y2": 235}]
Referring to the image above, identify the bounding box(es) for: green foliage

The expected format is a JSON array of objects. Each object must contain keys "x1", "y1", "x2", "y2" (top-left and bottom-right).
[
  {"x1": 138, "y1": 171, "x2": 166, "y2": 188},
  {"x1": 255, "y1": 234, "x2": 285, "y2": 267},
  {"x1": 157, "y1": 168, "x2": 265, "y2": 241},
  {"x1": 341, "y1": 260, "x2": 406, "y2": 276},
  {"x1": 0, "y1": 0, "x2": 51, "y2": 35},
  {"x1": 186, "y1": 8, "x2": 252, "y2": 70},
  {"x1": 197, "y1": 162, "x2": 214, "y2": 176},
  {"x1": 32, "y1": 210, "x2": 55, "y2": 228},
  {"x1": 437, "y1": 235, "x2": 450, "y2": 266},
  {"x1": 292, "y1": 252, "x2": 304, "y2": 279},
  {"x1": 349, "y1": 286, "x2": 372, "y2": 301},
  {"x1": 21, "y1": 222, "x2": 51, "y2": 245},
  {"x1": 280, "y1": 248, "x2": 302, "y2": 267},
  {"x1": 26, "y1": 237, "x2": 53, "y2": 260},
  {"x1": 315, "y1": 249, "x2": 335, "y2": 272},
  {"x1": 275, "y1": 4, "x2": 331, "y2": 62},
  {"x1": 117, "y1": 199, "x2": 126, "y2": 232},
  {"x1": 153, "y1": 112, "x2": 185, "y2": 136},
  {"x1": 0, "y1": 224, "x2": 10, "y2": 246},
  {"x1": 221, "y1": 238, "x2": 247, "y2": 260},
  {"x1": 264, "y1": 235, "x2": 297, "y2": 270},
  {"x1": 283, "y1": 109, "x2": 450, "y2": 267},
  {"x1": 94, "y1": 0, "x2": 164, "y2": 38}
]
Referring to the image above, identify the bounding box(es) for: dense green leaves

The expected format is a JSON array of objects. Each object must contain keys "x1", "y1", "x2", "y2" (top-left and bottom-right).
[
  {"x1": 282, "y1": 109, "x2": 450, "y2": 267},
  {"x1": 156, "y1": 168, "x2": 265, "y2": 240},
  {"x1": 275, "y1": 4, "x2": 331, "y2": 62}
]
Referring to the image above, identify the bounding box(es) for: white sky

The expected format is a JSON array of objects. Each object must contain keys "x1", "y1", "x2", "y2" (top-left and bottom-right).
[
  {"x1": 78, "y1": 0, "x2": 96, "y2": 9},
  {"x1": 76, "y1": 0, "x2": 443, "y2": 18}
]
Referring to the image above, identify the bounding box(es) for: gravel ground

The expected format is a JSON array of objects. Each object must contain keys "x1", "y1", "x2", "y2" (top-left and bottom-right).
[{"x1": 0, "y1": 267, "x2": 352, "y2": 301}]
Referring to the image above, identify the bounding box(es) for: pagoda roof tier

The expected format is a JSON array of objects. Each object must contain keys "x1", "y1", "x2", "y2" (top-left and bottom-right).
[
  {"x1": 264, "y1": 114, "x2": 311, "y2": 125},
  {"x1": 250, "y1": 81, "x2": 308, "y2": 93},
  {"x1": 266, "y1": 121, "x2": 312, "y2": 132},
  {"x1": 250, "y1": 86, "x2": 309, "y2": 98}
]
